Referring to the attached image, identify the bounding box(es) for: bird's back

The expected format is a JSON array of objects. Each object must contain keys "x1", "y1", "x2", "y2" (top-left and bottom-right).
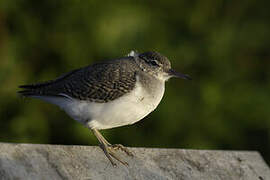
[{"x1": 18, "y1": 57, "x2": 139, "y2": 103}]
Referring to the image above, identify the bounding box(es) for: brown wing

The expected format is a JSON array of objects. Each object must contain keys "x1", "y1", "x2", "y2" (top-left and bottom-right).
[{"x1": 18, "y1": 59, "x2": 137, "y2": 103}]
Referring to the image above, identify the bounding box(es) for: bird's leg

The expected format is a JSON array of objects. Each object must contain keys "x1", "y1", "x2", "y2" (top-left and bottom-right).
[
  {"x1": 96, "y1": 132, "x2": 133, "y2": 156},
  {"x1": 91, "y1": 129, "x2": 134, "y2": 156},
  {"x1": 111, "y1": 144, "x2": 134, "y2": 157},
  {"x1": 91, "y1": 129, "x2": 130, "y2": 166}
]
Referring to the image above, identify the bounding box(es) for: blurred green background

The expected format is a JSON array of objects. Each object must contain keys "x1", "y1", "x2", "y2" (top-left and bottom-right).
[{"x1": 0, "y1": 0, "x2": 269, "y2": 164}]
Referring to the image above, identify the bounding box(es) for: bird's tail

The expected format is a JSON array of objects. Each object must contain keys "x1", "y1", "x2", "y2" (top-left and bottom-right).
[
  {"x1": 18, "y1": 68, "x2": 80, "y2": 97},
  {"x1": 17, "y1": 84, "x2": 42, "y2": 97}
]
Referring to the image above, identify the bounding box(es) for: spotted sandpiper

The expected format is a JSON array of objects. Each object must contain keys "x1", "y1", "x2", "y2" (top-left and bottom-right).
[{"x1": 18, "y1": 51, "x2": 191, "y2": 166}]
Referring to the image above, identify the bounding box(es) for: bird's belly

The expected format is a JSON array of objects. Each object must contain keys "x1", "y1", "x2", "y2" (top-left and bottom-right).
[
  {"x1": 88, "y1": 98, "x2": 154, "y2": 129},
  {"x1": 63, "y1": 82, "x2": 165, "y2": 130}
]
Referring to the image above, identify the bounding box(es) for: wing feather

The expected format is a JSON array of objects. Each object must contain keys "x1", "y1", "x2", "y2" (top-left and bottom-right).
[{"x1": 18, "y1": 58, "x2": 137, "y2": 103}]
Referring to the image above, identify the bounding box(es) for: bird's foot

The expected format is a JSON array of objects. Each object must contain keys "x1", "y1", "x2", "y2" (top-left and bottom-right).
[
  {"x1": 99, "y1": 143, "x2": 129, "y2": 167},
  {"x1": 110, "y1": 144, "x2": 134, "y2": 157}
]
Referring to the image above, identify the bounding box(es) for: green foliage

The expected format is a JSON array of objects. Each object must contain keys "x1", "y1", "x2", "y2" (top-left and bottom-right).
[{"x1": 0, "y1": 0, "x2": 269, "y2": 164}]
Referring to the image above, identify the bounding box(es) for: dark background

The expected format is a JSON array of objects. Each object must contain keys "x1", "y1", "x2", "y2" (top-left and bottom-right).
[{"x1": 0, "y1": 0, "x2": 270, "y2": 164}]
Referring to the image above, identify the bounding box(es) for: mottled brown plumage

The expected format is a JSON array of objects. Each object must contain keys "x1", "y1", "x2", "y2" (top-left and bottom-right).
[{"x1": 19, "y1": 57, "x2": 139, "y2": 102}]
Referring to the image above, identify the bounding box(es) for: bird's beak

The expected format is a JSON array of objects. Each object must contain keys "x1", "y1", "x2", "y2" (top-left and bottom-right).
[{"x1": 168, "y1": 69, "x2": 192, "y2": 80}]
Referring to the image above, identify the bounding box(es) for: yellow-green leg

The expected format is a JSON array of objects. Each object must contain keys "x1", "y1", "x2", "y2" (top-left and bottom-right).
[{"x1": 91, "y1": 129, "x2": 133, "y2": 166}]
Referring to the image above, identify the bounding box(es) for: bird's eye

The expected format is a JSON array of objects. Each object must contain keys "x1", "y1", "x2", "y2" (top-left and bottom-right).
[{"x1": 149, "y1": 60, "x2": 159, "y2": 66}]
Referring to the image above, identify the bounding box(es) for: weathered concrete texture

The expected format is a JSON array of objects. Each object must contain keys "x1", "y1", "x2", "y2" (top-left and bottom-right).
[{"x1": 0, "y1": 143, "x2": 269, "y2": 180}]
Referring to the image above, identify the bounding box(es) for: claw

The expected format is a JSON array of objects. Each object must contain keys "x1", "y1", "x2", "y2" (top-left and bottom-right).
[
  {"x1": 111, "y1": 144, "x2": 134, "y2": 157},
  {"x1": 108, "y1": 149, "x2": 129, "y2": 166},
  {"x1": 100, "y1": 144, "x2": 129, "y2": 166},
  {"x1": 99, "y1": 144, "x2": 117, "y2": 166}
]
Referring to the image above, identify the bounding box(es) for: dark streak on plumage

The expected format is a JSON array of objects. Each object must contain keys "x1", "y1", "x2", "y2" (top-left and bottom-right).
[{"x1": 18, "y1": 57, "x2": 138, "y2": 103}]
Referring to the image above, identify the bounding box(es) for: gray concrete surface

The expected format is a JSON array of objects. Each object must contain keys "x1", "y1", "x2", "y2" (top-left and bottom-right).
[{"x1": 0, "y1": 143, "x2": 269, "y2": 180}]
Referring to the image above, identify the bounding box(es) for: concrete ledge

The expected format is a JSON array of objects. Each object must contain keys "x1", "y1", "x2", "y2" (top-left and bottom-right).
[{"x1": 0, "y1": 143, "x2": 269, "y2": 180}]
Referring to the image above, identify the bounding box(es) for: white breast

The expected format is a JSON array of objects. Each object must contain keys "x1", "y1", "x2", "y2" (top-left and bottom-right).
[
  {"x1": 64, "y1": 81, "x2": 165, "y2": 129},
  {"x1": 33, "y1": 80, "x2": 165, "y2": 130}
]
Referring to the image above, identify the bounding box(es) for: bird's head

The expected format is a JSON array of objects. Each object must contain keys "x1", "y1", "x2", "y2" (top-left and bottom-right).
[{"x1": 130, "y1": 51, "x2": 191, "y2": 81}]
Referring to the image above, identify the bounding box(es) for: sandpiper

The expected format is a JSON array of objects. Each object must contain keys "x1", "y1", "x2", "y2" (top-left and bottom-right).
[{"x1": 18, "y1": 51, "x2": 191, "y2": 166}]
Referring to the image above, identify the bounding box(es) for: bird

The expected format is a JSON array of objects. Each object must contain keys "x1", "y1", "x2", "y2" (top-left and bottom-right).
[{"x1": 18, "y1": 51, "x2": 191, "y2": 166}]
